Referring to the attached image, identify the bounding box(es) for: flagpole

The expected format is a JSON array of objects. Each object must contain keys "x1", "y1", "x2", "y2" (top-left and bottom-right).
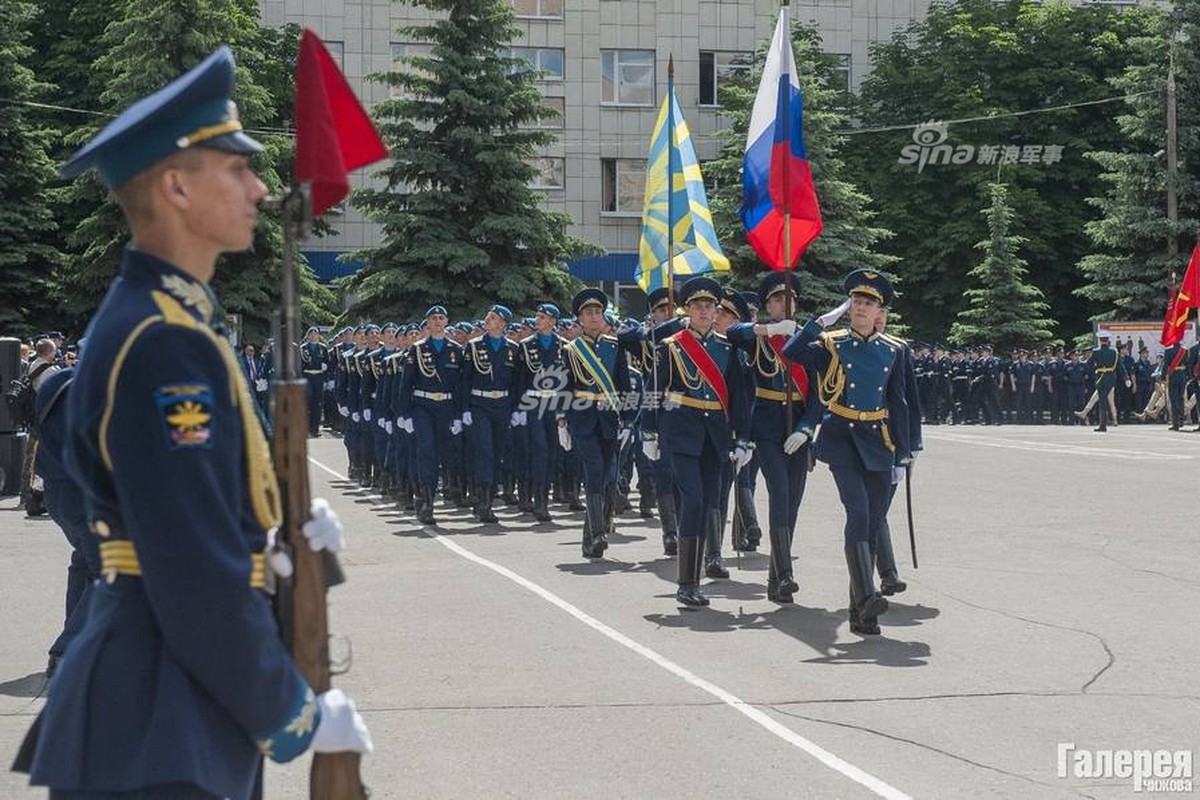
[
  {"x1": 667, "y1": 55, "x2": 676, "y2": 312},
  {"x1": 780, "y1": 1, "x2": 795, "y2": 436}
]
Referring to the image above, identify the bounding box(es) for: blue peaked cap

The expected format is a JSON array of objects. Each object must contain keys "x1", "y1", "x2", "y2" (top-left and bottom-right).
[{"x1": 60, "y1": 47, "x2": 262, "y2": 190}]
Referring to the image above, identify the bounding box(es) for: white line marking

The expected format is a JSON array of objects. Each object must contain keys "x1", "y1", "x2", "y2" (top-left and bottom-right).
[
  {"x1": 924, "y1": 430, "x2": 1194, "y2": 461},
  {"x1": 308, "y1": 455, "x2": 910, "y2": 800}
]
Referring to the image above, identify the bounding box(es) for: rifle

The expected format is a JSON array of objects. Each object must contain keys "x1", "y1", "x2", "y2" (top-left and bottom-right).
[{"x1": 271, "y1": 185, "x2": 365, "y2": 799}]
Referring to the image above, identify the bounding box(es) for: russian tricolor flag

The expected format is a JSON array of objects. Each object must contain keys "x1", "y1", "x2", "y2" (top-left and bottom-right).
[{"x1": 741, "y1": 8, "x2": 822, "y2": 270}]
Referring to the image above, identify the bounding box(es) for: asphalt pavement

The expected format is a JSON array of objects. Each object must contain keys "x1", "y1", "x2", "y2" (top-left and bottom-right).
[{"x1": 1, "y1": 423, "x2": 1198, "y2": 799}]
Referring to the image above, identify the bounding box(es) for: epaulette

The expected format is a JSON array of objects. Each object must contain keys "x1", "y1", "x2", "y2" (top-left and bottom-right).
[
  {"x1": 600, "y1": 334, "x2": 618, "y2": 344},
  {"x1": 878, "y1": 332, "x2": 907, "y2": 347},
  {"x1": 823, "y1": 329, "x2": 851, "y2": 340}
]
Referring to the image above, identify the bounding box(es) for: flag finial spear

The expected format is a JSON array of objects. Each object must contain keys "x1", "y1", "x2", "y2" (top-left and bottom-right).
[{"x1": 668, "y1": 54, "x2": 674, "y2": 78}]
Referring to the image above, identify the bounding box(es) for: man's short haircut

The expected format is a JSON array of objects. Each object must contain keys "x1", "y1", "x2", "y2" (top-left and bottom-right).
[{"x1": 112, "y1": 148, "x2": 208, "y2": 225}]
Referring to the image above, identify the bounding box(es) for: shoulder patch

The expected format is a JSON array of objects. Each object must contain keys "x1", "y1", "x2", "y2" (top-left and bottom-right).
[{"x1": 156, "y1": 383, "x2": 215, "y2": 449}]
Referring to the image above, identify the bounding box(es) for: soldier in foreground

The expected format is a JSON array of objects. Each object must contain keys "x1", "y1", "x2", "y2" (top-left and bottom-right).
[{"x1": 15, "y1": 48, "x2": 371, "y2": 798}]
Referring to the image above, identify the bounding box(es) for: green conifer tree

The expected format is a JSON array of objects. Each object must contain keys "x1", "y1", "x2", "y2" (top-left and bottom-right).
[
  {"x1": 949, "y1": 182, "x2": 1055, "y2": 351},
  {"x1": 346, "y1": 0, "x2": 588, "y2": 319}
]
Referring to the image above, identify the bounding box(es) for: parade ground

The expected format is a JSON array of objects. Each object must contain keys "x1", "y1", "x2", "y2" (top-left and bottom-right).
[{"x1": 1, "y1": 424, "x2": 1197, "y2": 799}]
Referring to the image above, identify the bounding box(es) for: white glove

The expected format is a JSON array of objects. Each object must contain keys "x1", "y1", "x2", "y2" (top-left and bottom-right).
[
  {"x1": 891, "y1": 466, "x2": 906, "y2": 485},
  {"x1": 255, "y1": 378, "x2": 268, "y2": 392},
  {"x1": 312, "y1": 689, "x2": 373, "y2": 754},
  {"x1": 451, "y1": 419, "x2": 463, "y2": 436},
  {"x1": 325, "y1": 380, "x2": 335, "y2": 390},
  {"x1": 783, "y1": 430, "x2": 810, "y2": 455},
  {"x1": 642, "y1": 439, "x2": 660, "y2": 461},
  {"x1": 302, "y1": 498, "x2": 345, "y2": 553},
  {"x1": 510, "y1": 411, "x2": 525, "y2": 427},
  {"x1": 402, "y1": 418, "x2": 414, "y2": 434},
  {"x1": 763, "y1": 320, "x2": 797, "y2": 337},
  {"x1": 363, "y1": 409, "x2": 371, "y2": 422},
  {"x1": 461, "y1": 411, "x2": 473, "y2": 426},
  {"x1": 377, "y1": 417, "x2": 385, "y2": 430},
  {"x1": 730, "y1": 444, "x2": 753, "y2": 470},
  {"x1": 618, "y1": 427, "x2": 631, "y2": 447},
  {"x1": 817, "y1": 298, "x2": 853, "y2": 328},
  {"x1": 385, "y1": 420, "x2": 394, "y2": 435},
  {"x1": 339, "y1": 405, "x2": 349, "y2": 417},
  {"x1": 558, "y1": 425, "x2": 572, "y2": 452},
  {"x1": 351, "y1": 412, "x2": 361, "y2": 422}
]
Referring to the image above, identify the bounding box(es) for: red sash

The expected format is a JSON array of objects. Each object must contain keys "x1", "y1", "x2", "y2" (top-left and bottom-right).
[
  {"x1": 1169, "y1": 346, "x2": 1188, "y2": 373},
  {"x1": 768, "y1": 335, "x2": 809, "y2": 401},
  {"x1": 675, "y1": 330, "x2": 729, "y2": 414}
]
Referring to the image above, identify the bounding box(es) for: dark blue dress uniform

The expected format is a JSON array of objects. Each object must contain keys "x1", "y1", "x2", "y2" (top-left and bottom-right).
[
  {"x1": 1088, "y1": 337, "x2": 1122, "y2": 431},
  {"x1": 644, "y1": 277, "x2": 749, "y2": 606},
  {"x1": 515, "y1": 304, "x2": 566, "y2": 522},
  {"x1": 461, "y1": 305, "x2": 520, "y2": 523},
  {"x1": 299, "y1": 331, "x2": 327, "y2": 437},
  {"x1": 562, "y1": 289, "x2": 632, "y2": 558},
  {"x1": 34, "y1": 367, "x2": 100, "y2": 672},
  {"x1": 782, "y1": 269, "x2": 913, "y2": 635},
  {"x1": 1163, "y1": 340, "x2": 1189, "y2": 430},
  {"x1": 727, "y1": 273, "x2": 821, "y2": 602},
  {"x1": 397, "y1": 312, "x2": 463, "y2": 524},
  {"x1": 18, "y1": 48, "x2": 321, "y2": 800}
]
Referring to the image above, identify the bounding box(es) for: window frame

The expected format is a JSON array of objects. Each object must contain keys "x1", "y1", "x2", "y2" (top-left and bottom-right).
[
  {"x1": 601, "y1": 49, "x2": 655, "y2": 107},
  {"x1": 601, "y1": 158, "x2": 647, "y2": 217},
  {"x1": 698, "y1": 50, "x2": 749, "y2": 107}
]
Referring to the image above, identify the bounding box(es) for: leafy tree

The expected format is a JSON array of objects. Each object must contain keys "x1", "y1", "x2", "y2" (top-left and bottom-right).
[
  {"x1": 53, "y1": 0, "x2": 335, "y2": 340},
  {"x1": 0, "y1": 0, "x2": 62, "y2": 336},
  {"x1": 849, "y1": 0, "x2": 1160, "y2": 342},
  {"x1": 1077, "y1": 5, "x2": 1200, "y2": 323},
  {"x1": 949, "y1": 182, "x2": 1055, "y2": 350},
  {"x1": 704, "y1": 23, "x2": 894, "y2": 318},
  {"x1": 345, "y1": 0, "x2": 588, "y2": 320}
]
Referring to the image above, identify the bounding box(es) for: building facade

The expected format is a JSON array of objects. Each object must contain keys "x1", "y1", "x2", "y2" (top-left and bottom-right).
[{"x1": 259, "y1": 0, "x2": 932, "y2": 310}]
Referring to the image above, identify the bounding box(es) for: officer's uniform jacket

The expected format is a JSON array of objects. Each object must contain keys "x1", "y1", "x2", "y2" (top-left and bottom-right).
[
  {"x1": 646, "y1": 326, "x2": 749, "y2": 456},
  {"x1": 1088, "y1": 344, "x2": 1122, "y2": 389},
  {"x1": 300, "y1": 340, "x2": 326, "y2": 377},
  {"x1": 727, "y1": 322, "x2": 820, "y2": 443},
  {"x1": 516, "y1": 332, "x2": 566, "y2": 419},
  {"x1": 782, "y1": 321, "x2": 912, "y2": 472},
  {"x1": 397, "y1": 336, "x2": 463, "y2": 417},
  {"x1": 461, "y1": 334, "x2": 520, "y2": 413},
  {"x1": 561, "y1": 330, "x2": 632, "y2": 440},
  {"x1": 30, "y1": 249, "x2": 316, "y2": 799}
]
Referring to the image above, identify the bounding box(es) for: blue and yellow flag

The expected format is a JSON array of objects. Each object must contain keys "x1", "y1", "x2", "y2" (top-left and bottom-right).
[{"x1": 636, "y1": 74, "x2": 729, "y2": 294}]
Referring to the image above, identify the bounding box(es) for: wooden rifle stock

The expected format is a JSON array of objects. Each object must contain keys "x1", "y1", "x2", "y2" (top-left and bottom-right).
[{"x1": 272, "y1": 182, "x2": 366, "y2": 798}]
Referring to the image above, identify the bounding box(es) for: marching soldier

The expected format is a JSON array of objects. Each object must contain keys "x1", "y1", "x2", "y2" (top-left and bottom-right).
[
  {"x1": 398, "y1": 306, "x2": 463, "y2": 524},
  {"x1": 461, "y1": 305, "x2": 520, "y2": 523},
  {"x1": 1163, "y1": 335, "x2": 1190, "y2": 430},
  {"x1": 1086, "y1": 333, "x2": 1123, "y2": 432},
  {"x1": 516, "y1": 303, "x2": 567, "y2": 522},
  {"x1": 726, "y1": 272, "x2": 820, "y2": 602},
  {"x1": 299, "y1": 326, "x2": 327, "y2": 437},
  {"x1": 16, "y1": 47, "x2": 371, "y2": 798},
  {"x1": 782, "y1": 269, "x2": 915, "y2": 635},
  {"x1": 643, "y1": 277, "x2": 750, "y2": 606},
  {"x1": 560, "y1": 288, "x2": 632, "y2": 559}
]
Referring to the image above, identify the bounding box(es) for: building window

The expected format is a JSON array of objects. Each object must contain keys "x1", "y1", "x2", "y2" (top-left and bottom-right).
[
  {"x1": 601, "y1": 50, "x2": 654, "y2": 106},
  {"x1": 325, "y1": 40, "x2": 344, "y2": 69},
  {"x1": 512, "y1": 47, "x2": 565, "y2": 81},
  {"x1": 535, "y1": 96, "x2": 565, "y2": 128},
  {"x1": 699, "y1": 51, "x2": 748, "y2": 106},
  {"x1": 601, "y1": 158, "x2": 646, "y2": 214},
  {"x1": 528, "y1": 157, "x2": 565, "y2": 189},
  {"x1": 391, "y1": 42, "x2": 434, "y2": 97},
  {"x1": 827, "y1": 53, "x2": 851, "y2": 98},
  {"x1": 512, "y1": 0, "x2": 563, "y2": 18}
]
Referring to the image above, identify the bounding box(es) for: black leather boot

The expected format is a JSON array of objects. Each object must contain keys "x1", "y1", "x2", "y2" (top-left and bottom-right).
[
  {"x1": 581, "y1": 494, "x2": 607, "y2": 558},
  {"x1": 417, "y1": 485, "x2": 437, "y2": 525},
  {"x1": 532, "y1": 484, "x2": 552, "y2": 522},
  {"x1": 638, "y1": 480, "x2": 655, "y2": 518},
  {"x1": 848, "y1": 586, "x2": 880, "y2": 635},
  {"x1": 676, "y1": 537, "x2": 709, "y2": 606},
  {"x1": 875, "y1": 526, "x2": 907, "y2": 596},
  {"x1": 518, "y1": 479, "x2": 534, "y2": 512},
  {"x1": 767, "y1": 526, "x2": 798, "y2": 602},
  {"x1": 477, "y1": 484, "x2": 499, "y2": 523},
  {"x1": 704, "y1": 510, "x2": 729, "y2": 579},
  {"x1": 658, "y1": 493, "x2": 679, "y2": 556},
  {"x1": 737, "y1": 486, "x2": 762, "y2": 551},
  {"x1": 845, "y1": 542, "x2": 887, "y2": 633}
]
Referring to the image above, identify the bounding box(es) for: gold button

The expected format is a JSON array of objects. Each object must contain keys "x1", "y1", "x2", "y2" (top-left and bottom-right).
[{"x1": 93, "y1": 520, "x2": 112, "y2": 538}]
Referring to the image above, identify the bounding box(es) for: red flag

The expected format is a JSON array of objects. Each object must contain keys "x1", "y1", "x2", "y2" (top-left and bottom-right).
[
  {"x1": 1163, "y1": 243, "x2": 1200, "y2": 346},
  {"x1": 1161, "y1": 273, "x2": 1180, "y2": 346},
  {"x1": 294, "y1": 29, "x2": 387, "y2": 216}
]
